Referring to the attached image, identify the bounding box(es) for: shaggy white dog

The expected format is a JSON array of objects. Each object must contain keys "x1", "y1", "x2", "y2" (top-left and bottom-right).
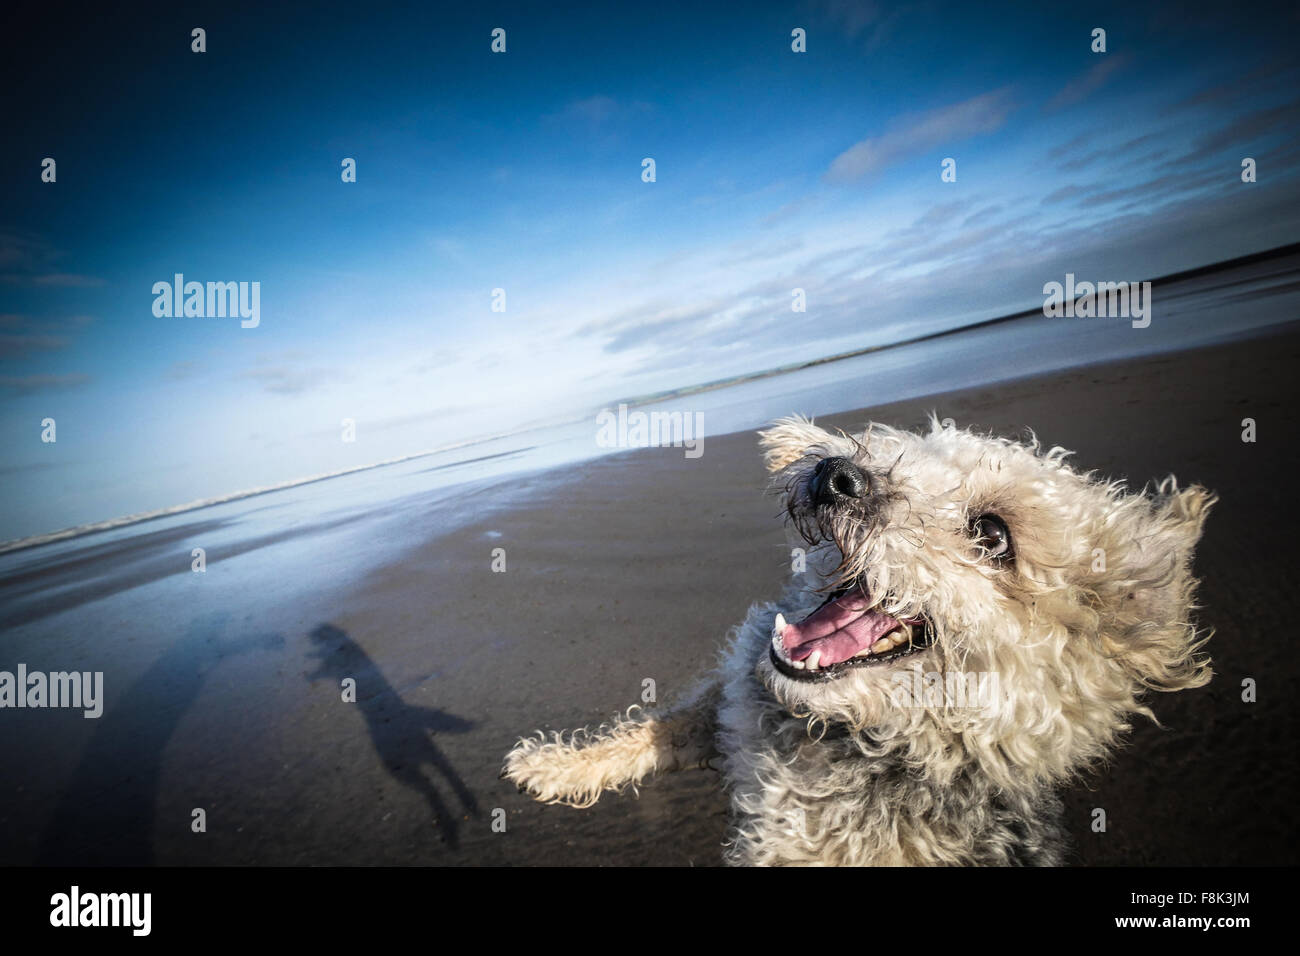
[{"x1": 504, "y1": 417, "x2": 1214, "y2": 865}]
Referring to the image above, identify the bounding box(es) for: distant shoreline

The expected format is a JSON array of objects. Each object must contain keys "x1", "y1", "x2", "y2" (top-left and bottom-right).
[
  {"x1": 0, "y1": 430, "x2": 536, "y2": 558},
  {"x1": 3, "y1": 241, "x2": 1296, "y2": 559},
  {"x1": 609, "y1": 241, "x2": 1300, "y2": 409}
]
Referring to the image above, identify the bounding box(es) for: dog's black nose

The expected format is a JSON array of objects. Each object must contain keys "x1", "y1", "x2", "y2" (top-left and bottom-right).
[{"x1": 809, "y1": 457, "x2": 869, "y2": 507}]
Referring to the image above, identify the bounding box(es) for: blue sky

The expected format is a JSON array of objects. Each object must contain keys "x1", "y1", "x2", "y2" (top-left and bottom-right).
[{"x1": 2, "y1": 0, "x2": 1299, "y2": 537}]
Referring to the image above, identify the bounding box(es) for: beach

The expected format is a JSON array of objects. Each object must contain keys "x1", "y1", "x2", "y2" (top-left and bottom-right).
[
  {"x1": 2, "y1": 321, "x2": 1296, "y2": 866},
  {"x1": 8, "y1": 0, "x2": 1300, "y2": 882}
]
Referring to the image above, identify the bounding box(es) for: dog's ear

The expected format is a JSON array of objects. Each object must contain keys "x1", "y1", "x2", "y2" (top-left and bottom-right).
[
  {"x1": 1157, "y1": 481, "x2": 1215, "y2": 546},
  {"x1": 1131, "y1": 481, "x2": 1215, "y2": 617},
  {"x1": 1100, "y1": 480, "x2": 1216, "y2": 693},
  {"x1": 757, "y1": 416, "x2": 834, "y2": 473}
]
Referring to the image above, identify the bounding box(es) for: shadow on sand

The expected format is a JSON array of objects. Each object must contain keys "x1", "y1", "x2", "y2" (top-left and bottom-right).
[
  {"x1": 35, "y1": 612, "x2": 283, "y2": 865},
  {"x1": 306, "y1": 623, "x2": 478, "y2": 847}
]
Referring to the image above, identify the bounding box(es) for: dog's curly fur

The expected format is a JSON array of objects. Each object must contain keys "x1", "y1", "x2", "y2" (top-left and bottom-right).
[{"x1": 503, "y1": 416, "x2": 1215, "y2": 865}]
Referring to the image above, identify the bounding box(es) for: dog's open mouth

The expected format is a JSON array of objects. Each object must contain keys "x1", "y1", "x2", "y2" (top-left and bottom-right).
[{"x1": 769, "y1": 584, "x2": 933, "y2": 681}]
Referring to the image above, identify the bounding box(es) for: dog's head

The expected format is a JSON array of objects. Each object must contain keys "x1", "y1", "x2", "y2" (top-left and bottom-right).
[{"x1": 756, "y1": 415, "x2": 1215, "y2": 785}]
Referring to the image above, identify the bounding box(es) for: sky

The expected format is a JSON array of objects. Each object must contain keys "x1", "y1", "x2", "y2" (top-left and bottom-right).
[{"x1": 2, "y1": 0, "x2": 1299, "y2": 538}]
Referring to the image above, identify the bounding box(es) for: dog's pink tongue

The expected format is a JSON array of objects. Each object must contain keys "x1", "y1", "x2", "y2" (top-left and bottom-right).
[{"x1": 782, "y1": 592, "x2": 901, "y2": 665}]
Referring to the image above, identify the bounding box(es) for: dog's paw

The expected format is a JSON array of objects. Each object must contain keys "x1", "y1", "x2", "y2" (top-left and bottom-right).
[{"x1": 502, "y1": 733, "x2": 608, "y2": 809}]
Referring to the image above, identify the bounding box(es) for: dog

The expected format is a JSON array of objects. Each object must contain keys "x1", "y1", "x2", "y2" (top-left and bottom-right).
[{"x1": 503, "y1": 416, "x2": 1214, "y2": 865}]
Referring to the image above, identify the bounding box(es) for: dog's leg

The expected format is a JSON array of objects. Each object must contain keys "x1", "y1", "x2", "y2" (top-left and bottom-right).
[{"x1": 503, "y1": 678, "x2": 720, "y2": 808}]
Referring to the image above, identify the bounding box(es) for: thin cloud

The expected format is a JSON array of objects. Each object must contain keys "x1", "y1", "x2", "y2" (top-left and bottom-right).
[
  {"x1": 239, "y1": 365, "x2": 340, "y2": 395},
  {"x1": 824, "y1": 89, "x2": 1014, "y2": 183},
  {"x1": 1166, "y1": 98, "x2": 1300, "y2": 167},
  {"x1": 1173, "y1": 59, "x2": 1298, "y2": 111},
  {"x1": 1059, "y1": 149, "x2": 1106, "y2": 172},
  {"x1": 562, "y1": 95, "x2": 619, "y2": 124},
  {"x1": 814, "y1": 0, "x2": 885, "y2": 40},
  {"x1": 31, "y1": 273, "x2": 106, "y2": 288},
  {"x1": 812, "y1": 0, "x2": 913, "y2": 53},
  {"x1": 1077, "y1": 168, "x2": 1223, "y2": 208},
  {"x1": 1048, "y1": 130, "x2": 1093, "y2": 160},
  {"x1": 1040, "y1": 184, "x2": 1096, "y2": 205},
  {"x1": 1045, "y1": 54, "x2": 1131, "y2": 111},
  {"x1": 0, "y1": 232, "x2": 104, "y2": 287},
  {"x1": 577, "y1": 300, "x2": 732, "y2": 354},
  {"x1": 165, "y1": 360, "x2": 202, "y2": 381},
  {"x1": 0, "y1": 231, "x2": 52, "y2": 271},
  {"x1": 0, "y1": 314, "x2": 93, "y2": 355},
  {"x1": 0, "y1": 333, "x2": 71, "y2": 358},
  {"x1": 1115, "y1": 132, "x2": 1162, "y2": 155},
  {"x1": 544, "y1": 95, "x2": 653, "y2": 131},
  {"x1": 0, "y1": 373, "x2": 90, "y2": 394},
  {"x1": 960, "y1": 204, "x2": 1004, "y2": 228}
]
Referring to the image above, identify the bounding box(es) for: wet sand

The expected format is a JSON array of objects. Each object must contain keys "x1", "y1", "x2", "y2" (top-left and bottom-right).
[
  {"x1": 3, "y1": 328, "x2": 1298, "y2": 866},
  {"x1": 446, "y1": 326, "x2": 1300, "y2": 865}
]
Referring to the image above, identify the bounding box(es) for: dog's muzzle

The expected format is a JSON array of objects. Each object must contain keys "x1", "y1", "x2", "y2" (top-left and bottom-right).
[
  {"x1": 808, "y1": 457, "x2": 869, "y2": 508},
  {"x1": 769, "y1": 583, "x2": 934, "y2": 681}
]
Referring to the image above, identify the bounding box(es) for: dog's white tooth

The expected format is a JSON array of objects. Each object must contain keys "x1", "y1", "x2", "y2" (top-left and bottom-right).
[
  {"x1": 854, "y1": 647, "x2": 873, "y2": 658},
  {"x1": 806, "y1": 651, "x2": 821, "y2": 671},
  {"x1": 791, "y1": 659, "x2": 805, "y2": 669},
  {"x1": 771, "y1": 614, "x2": 788, "y2": 651}
]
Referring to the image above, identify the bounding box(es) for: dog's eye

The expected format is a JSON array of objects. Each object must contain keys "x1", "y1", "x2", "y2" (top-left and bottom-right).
[{"x1": 971, "y1": 514, "x2": 1013, "y2": 561}]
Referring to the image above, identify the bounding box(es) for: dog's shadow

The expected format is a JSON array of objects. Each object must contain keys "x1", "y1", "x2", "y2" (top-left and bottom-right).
[{"x1": 306, "y1": 623, "x2": 477, "y2": 847}]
